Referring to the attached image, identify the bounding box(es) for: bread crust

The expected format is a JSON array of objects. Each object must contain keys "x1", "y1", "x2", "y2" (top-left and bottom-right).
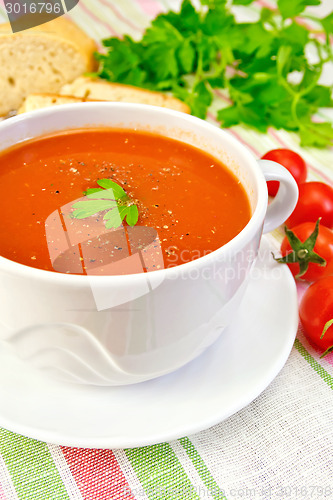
[{"x1": 0, "y1": 18, "x2": 97, "y2": 115}]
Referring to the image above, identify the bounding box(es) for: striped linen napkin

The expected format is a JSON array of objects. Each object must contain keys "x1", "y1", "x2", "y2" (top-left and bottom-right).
[{"x1": 0, "y1": 1, "x2": 332, "y2": 499}]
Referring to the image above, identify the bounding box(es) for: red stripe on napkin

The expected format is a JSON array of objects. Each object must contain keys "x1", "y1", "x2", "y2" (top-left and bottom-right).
[
  {"x1": 0, "y1": 485, "x2": 7, "y2": 500},
  {"x1": 133, "y1": 0, "x2": 162, "y2": 18},
  {"x1": 78, "y1": 0, "x2": 119, "y2": 36},
  {"x1": 61, "y1": 447, "x2": 135, "y2": 500}
]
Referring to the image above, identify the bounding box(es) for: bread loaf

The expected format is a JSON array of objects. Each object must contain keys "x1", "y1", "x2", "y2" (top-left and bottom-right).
[{"x1": 0, "y1": 18, "x2": 97, "y2": 116}]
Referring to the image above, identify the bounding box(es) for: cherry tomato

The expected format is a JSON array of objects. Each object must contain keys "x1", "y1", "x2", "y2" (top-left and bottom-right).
[
  {"x1": 280, "y1": 222, "x2": 333, "y2": 282},
  {"x1": 299, "y1": 276, "x2": 333, "y2": 355},
  {"x1": 261, "y1": 148, "x2": 307, "y2": 197},
  {"x1": 286, "y1": 182, "x2": 333, "y2": 229}
]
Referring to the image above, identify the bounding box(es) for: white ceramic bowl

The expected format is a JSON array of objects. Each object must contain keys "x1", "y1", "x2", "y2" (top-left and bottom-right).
[{"x1": 0, "y1": 103, "x2": 298, "y2": 385}]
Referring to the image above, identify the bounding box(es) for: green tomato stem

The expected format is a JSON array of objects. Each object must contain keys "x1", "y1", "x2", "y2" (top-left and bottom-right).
[{"x1": 320, "y1": 318, "x2": 333, "y2": 340}]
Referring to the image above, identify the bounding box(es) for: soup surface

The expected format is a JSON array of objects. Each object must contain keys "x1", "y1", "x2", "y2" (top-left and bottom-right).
[{"x1": 0, "y1": 128, "x2": 251, "y2": 274}]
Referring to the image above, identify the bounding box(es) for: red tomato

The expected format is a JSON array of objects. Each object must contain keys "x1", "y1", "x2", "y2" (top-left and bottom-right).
[
  {"x1": 280, "y1": 222, "x2": 333, "y2": 282},
  {"x1": 286, "y1": 182, "x2": 333, "y2": 229},
  {"x1": 299, "y1": 276, "x2": 333, "y2": 354},
  {"x1": 261, "y1": 148, "x2": 307, "y2": 196}
]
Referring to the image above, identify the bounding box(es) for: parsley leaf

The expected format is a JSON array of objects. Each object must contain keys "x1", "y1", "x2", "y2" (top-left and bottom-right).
[
  {"x1": 103, "y1": 207, "x2": 123, "y2": 229},
  {"x1": 71, "y1": 179, "x2": 139, "y2": 229},
  {"x1": 321, "y1": 12, "x2": 333, "y2": 36},
  {"x1": 71, "y1": 200, "x2": 117, "y2": 219},
  {"x1": 277, "y1": 0, "x2": 320, "y2": 20},
  {"x1": 126, "y1": 205, "x2": 139, "y2": 227},
  {"x1": 96, "y1": 179, "x2": 127, "y2": 198},
  {"x1": 232, "y1": 0, "x2": 255, "y2": 5}
]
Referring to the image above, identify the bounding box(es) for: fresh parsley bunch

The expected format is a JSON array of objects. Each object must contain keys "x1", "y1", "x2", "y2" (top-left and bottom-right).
[{"x1": 95, "y1": 0, "x2": 333, "y2": 147}]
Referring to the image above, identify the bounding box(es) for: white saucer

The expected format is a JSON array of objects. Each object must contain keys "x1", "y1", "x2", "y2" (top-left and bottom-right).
[{"x1": 0, "y1": 236, "x2": 298, "y2": 449}]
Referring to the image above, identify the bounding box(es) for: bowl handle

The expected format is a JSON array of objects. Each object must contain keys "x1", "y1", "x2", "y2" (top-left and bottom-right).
[{"x1": 258, "y1": 159, "x2": 299, "y2": 234}]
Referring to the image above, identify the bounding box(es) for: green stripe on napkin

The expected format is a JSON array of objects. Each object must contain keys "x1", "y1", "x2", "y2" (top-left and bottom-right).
[
  {"x1": 0, "y1": 430, "x2": 70, "y2": 500},
  {"x1": 179, "y1": 437, "x2": 227, "y2": 500},
  {"x1": 294, "y1": 339, "x2": 333, "y2": 390},
  {"x1": 126, "y1": 443, "x2": 201, "y2": 499}
]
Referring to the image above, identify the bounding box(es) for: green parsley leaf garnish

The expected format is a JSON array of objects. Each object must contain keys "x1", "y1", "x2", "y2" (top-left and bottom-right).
[
  {"x1": 94, "y1": 0, "x2": 333, "y2": 148},
  {"x1": 71, "y1": 179, "x2": 139, "y2": 229}
]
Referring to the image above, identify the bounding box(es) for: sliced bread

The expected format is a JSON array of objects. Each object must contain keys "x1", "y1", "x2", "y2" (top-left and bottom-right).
[
  {"x1": 0, "y1": 18, "x2": 97, "y2": 116},
  {"x1": 60, "y1": 77, "x2": 191, "y2": 113}
]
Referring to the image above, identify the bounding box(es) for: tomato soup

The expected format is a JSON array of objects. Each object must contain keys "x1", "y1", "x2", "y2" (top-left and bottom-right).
[{"x1": 0, "y1": 129, "x2": 251, "y2": 274}]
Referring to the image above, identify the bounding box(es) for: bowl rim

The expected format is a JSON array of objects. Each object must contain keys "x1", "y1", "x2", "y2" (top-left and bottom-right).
[{"x1": 0, "y1": 102, "x2": 268, "y2": 285}]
